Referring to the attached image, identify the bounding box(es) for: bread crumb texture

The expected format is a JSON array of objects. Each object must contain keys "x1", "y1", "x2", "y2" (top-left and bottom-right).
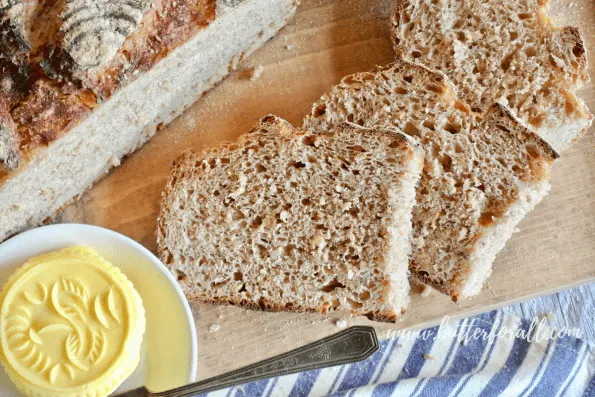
[
  {"x1": 303, "y1": 59, "x2": 558, "y2": 300},
  {"x1": 391, "y1": 0, "x2": 592, "y2": 151},
  {"x1": 158, "y1": 115, "x2": 423, "y2": 322}
]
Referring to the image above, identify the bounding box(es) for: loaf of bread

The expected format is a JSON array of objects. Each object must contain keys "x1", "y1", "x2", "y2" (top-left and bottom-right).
[
  {"x1": 391, "y1": 0, "x2": 592, "y2": 151},
  {"x1": 157, "y1": 115, "x2": 424, "y2": 322},
  {"x1": 0, "y1": 0, "x2": 298, "y2": 242},
  {"x1": 303, "y1": 59, "x2": 558, "y2": 301}
]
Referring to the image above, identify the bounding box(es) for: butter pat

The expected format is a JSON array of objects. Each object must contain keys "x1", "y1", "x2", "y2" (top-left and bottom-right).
[{"x1": 0, "y1": 247, "x2": 145, "y2": 397}]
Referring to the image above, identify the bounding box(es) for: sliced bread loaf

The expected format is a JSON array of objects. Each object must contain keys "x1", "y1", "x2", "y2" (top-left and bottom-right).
[
  {"x1": 157, "y1": 115, "x2": 424, "y2": 322},
  {"x1": 0, "y1": 0, "x2": 298, "y2": 243},
  {"x1": 302, "y1": 59, "x2": 558, "y2": 301},
  {"x1": 391, "y1": 0, "x2": 592, "y2": 151}
]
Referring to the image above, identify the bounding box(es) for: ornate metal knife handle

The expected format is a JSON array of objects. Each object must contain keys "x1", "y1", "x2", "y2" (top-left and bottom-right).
[{"x1": 118, "y1": 326, "x2": 378, "y2": 397}]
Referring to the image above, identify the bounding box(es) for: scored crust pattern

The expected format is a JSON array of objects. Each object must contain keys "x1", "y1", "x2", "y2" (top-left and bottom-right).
[{"x1": 61, "y1": 0, "x2": 152, "y2": 69}]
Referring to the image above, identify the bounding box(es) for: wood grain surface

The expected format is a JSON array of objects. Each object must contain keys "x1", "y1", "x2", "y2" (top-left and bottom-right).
[{"x1": 58, "y1": 0, "x2": 595, "y2": 380}]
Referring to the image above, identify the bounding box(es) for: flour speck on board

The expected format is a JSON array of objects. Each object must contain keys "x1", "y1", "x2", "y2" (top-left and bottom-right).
[
  {"x1": 209, "y1": 323, "x2": 221, "y2": 333},
  {"x1": 249, "y1": 65, "x2": 264, "y2": 81}
]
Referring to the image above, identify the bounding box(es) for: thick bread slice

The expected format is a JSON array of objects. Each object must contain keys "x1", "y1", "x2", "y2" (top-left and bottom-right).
[
  {"x1": 157, "y1": 115, "x2": 424, "y2": 322},
  {"x1": 0, "y1": 0, "x2": 298, "y2": 242},
  {"x1": 302, "y1": 60, "x2": 558, "y2": 301},
  {"x1": 391, "y1": 0, "x2": 592, "y2": 151}
]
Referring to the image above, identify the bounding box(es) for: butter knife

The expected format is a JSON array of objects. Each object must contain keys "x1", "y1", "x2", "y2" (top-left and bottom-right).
[{"x1": 115, "y1": 326, "x2": 378, "y2": 397}]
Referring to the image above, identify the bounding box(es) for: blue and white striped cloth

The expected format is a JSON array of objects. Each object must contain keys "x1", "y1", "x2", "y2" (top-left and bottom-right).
[{"x1": 206, "y1": 310, "x2": 595, "y2": 397}]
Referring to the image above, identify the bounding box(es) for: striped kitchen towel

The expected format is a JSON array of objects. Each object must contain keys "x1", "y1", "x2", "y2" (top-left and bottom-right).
[{"x1": 206, "y1": 310, "x2": 595, "y2": 397}]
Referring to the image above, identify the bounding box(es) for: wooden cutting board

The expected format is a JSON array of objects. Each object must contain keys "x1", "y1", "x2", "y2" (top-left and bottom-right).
[{"x1": 59, "y1": 0, "x2": 595, "y2": 380}]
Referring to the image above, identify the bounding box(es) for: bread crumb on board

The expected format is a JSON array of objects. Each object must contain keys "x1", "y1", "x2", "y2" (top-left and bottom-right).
[
  {"x1": 209, "y1": 323, "x2": 221, "y2": 333},
  {"x1": 423, "y1": 353, "x2": 435, "y2": 360},
  {"x1": 335, "y1": 319, "x2": 348, "y2": 328},
  {"x1": 249, "y1": 65, "x2": 264, "y2": 81}
]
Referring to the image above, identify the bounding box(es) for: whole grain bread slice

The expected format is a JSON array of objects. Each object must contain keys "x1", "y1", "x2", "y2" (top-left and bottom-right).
[
  {"x1": 391, "y1": 0, "x2": 592, "y2": 151},
  {"x1": 302, "y1": 59, "x2": 558, "y2": 301},
  {"x1": 157, "y1": 115, "x2": 424, "y2": 322}
]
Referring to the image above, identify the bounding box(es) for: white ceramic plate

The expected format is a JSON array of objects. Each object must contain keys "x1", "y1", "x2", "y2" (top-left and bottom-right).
[{"x1": 0, "y1": 224, "x2": 197, "y2": 395}]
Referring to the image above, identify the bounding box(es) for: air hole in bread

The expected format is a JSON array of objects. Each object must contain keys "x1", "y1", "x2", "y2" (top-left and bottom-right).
[
  {"x1": 426, "y1": 84, "x2": 445, "y2": 94},
  {"x1": 572, "y1": 43, "x2": 583, "y2": 58},
  {"x1": 456, "y1": 31, "x2": 466, "y2": 42},
  {"x1": 346, "y1": 298, "x2": 363, "y2": 309},
  {"x1": 176, "y1": 269, "x2": 188, "y2": 282},
  {"x1": 439, "y1": 154, "x2": 452, "y2": 172},
  {"x1": 211, "y1": 279, "x2": 229, "y2": 289},
  {"x1": 479, "y1": 212, "x2": 496, "y2": 227},
  {"x1": 500, "y1": 52, "x2": 514, "y2": 71},
  {"x1": 403, "y1": 75, "x2": 413, "y2": 83},
  {"x1": 258, "y1": 298, "x2": 269, "y2": 310},
  {"x1": 347, "y1": 145, "x2": 366, "y2": 152},
  {"x1": 395, "y1": 86, "x2": 408, "y2": 94},
  {"x1": 411, "y1": 50, "x2": 422, "y2": 58},
  {"x1": 321, "y1": 279, "x2": 345, "y2": 293},
  {"x1": 302, "y1": 198, "x2": 313, "y2": 206},
  {"x1": 233, "y1": 271, "x2": 243, "y2": 281},
  {"x1": 422, "y1": 119, "x2": 436, "y2": 131},
  {"x1": 313, "y1": 104, "x2": 326, "y2": 117},
  {"x1": 525, "y1": 46, "x2": 537, "y2": 57},
  {"x1": 231, "y1": 209, "x2": 245, "y2": 221},
  {"x1": 518, "y1": 12, "x2": 532, "y2": 20},
  {"x1": 255, "y1": 163, "x2": 266, "y2": 172},
  {"x1": 404, "y1": 121, "x2": 421, "y2": 137},
  {"x1": 302, "y1": 135, "x2": 317, "y2": 146},
  {"x1": 443, "y1": 122, "x2": 460, "y2": 134},
  {"x1": 565, "y1": 98, "x2": 576, "y2": 115},
  {"x1": 528, "y1": 113, "x2": 546, "y2": 128},
  {"x1": 388, "y1": 139, "x2": 404, "y2": 149},
  {"x1": 347, "y1": 113, "x2": 355, "y2": 122},
  {"x1": 251, "y1": 216, "x2": 262, "y2": 228},
  {"x1": 289, "y1": 160, "x2": 306, "y2": 169}
]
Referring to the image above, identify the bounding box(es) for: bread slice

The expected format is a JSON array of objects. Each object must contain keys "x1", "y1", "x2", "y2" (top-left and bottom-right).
[
  {"x1": 0, "y1": 0, "x2": 298, "y2": 242},
  {"x1": 391, "y1": 0, "x2": 592, "y2": 152},
  {"x1": 302, "y1": 59, "x2": 558, "y2": 301},
  {"x1": 157, "y1": 115, "x2": 424, "y2": 322}
]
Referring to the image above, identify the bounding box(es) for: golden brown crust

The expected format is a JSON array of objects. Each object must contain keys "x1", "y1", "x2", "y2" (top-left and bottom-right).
[
  {"x1": 12, "y1": 79, "x2": 96, "y2": 152},
  {"x1": 0, "y1": 0, "x2": 217, "y2": 174},
  {"x1": 81, "y1": 0, "x2": 216, "y2": 100},
  {"x1": 182, "y1": 293, "x2": 400, "y2": 323},
  {"x1": 486, "y1": 103, "x2": 560, "y2": 162}
]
